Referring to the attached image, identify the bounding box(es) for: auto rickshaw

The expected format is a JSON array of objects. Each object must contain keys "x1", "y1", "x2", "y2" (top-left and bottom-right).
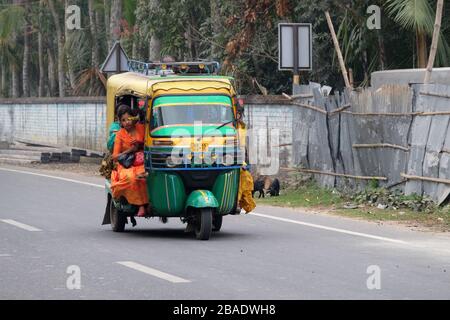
[{"x1": 102, "y1": 61, "x2": 254, "y2": 240}]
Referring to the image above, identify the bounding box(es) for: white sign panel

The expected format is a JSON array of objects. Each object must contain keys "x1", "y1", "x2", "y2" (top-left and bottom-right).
[
  {"x1": 101, "y1": 41, "x2": 129, "y2": 73},
  {"x1": 278, "y1": 23, "x2": 312, "y2": 71}
]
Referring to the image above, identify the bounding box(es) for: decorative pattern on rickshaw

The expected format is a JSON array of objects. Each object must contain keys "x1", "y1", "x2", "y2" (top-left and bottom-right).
[{"x1": 144, "y1": 148, "x2": 244, "y2": 171}]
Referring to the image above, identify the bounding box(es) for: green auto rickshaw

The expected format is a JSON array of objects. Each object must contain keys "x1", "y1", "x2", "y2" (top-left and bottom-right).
[{"x1": 102, "y1": 61, "x2": 254, "y2": 240}]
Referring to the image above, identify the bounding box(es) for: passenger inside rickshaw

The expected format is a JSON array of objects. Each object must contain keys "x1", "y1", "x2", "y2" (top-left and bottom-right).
[
  {"x1": 107, "y1": 95, "x2": 145, "y2": 152},
  {"x1": 110, "y1": 104, "x2": 149, "y2": 217}
]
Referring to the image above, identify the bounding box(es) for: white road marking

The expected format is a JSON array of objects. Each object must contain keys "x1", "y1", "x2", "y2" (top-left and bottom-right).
[
  {"x1": 0, "y1": 167, "x2": 103, "y2": 188},
  {"x1": 116, "y1": 261, "x2": 191, "y2": 283},
  {"x1": 1, "y1": 219, "x2": 42, "y2": 232},
  {"x1": 0, "y1": 254, "x2": 11, "y2": 257},
  {"x1": 251, "y1": 212, "x2": 409, "y2": 245}
]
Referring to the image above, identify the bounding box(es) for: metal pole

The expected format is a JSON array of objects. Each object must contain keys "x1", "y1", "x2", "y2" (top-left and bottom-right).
[
  {"x1": 116, "y1": 43, "x2": 120, "y2": 74},
  {"x1": 293, "y1": 26, "x2": 300, "y2": 85}
]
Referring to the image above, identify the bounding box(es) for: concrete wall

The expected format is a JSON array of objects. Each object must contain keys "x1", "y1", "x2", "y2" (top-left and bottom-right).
[
  {"x1": 0, "y1": 96, "x2": 291, "y2": 156},
  {"x1": 244, "y1": 96, "x2": 294, "y2": 169},
  {"x1": 371, "y1": 67, "x2": 450, "y2": 89},
  {"x1": 0, "y1": 97, "x2": 107, "y2": 151}
]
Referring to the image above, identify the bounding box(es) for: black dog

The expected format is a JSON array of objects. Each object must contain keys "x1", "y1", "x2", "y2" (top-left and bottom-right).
[
  {"x1": 252, "y1": 178, "x2": 265, "y2": 198},
  {"x1": 267, "y1": 178, "x2": 280, "y2": 196}
]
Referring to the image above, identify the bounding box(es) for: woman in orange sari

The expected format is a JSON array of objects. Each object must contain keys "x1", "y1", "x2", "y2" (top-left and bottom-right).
[{"x1": 111, "y1": 105, "x2": 149, "y2": 217}]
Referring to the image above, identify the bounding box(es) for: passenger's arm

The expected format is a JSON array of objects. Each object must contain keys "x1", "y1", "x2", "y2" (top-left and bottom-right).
[
  {"x1": 112, "y1": 135, "x2": 124, "y2": 161},
  {"x1": 112, "y1": 141, "x2": 138, "y2": 161}
]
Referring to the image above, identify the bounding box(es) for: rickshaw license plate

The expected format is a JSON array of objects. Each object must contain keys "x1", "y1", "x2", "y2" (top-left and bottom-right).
[{"x1": 191, "y1": 142, "x2": 208, "y2": 152}]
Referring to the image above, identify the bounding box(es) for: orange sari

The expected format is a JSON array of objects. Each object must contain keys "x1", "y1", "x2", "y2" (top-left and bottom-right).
[{"x1": 111, "y1": 123, "x2": 149, "y2": 206}]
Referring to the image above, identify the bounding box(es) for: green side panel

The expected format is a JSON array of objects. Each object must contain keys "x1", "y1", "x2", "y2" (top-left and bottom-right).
[
  {"x1": 151, "y1": 125, "x2": 236, "y2": 137},
  {"x1": 212, "y1": 169, "x2": 240, "y2": 215},
  {"x1": 185, "y1": 190, "x2": 219, "y2": 209},
  {"x1": 153, "y1": 95, "x2": 232, "y2": 107},
  {"x1": 147, "y1": 171, "x2": 186, "y2": 216}
]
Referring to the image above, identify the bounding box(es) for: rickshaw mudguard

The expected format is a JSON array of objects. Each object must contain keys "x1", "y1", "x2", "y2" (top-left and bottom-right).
[
  {"x1": 212, "y1": 169, "x2": 240, "y2": 215},
  {"x1": 148, "y1": 171, "x2": 186, "y2": 216},
  {"x1": 185, "y1": 190, "x2": 219, "y2": 209}
]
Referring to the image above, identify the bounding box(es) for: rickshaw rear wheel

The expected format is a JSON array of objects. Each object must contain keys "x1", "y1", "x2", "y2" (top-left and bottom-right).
[
  {"x1": 195, "y1": 208, "x2": 212, "y2": 240},
  {"x1": 212, "y1": 215, "x2": 223, "y2": 232},
  {"x1": 110, "y1": 197, "x2": 126, "y2": 232}
]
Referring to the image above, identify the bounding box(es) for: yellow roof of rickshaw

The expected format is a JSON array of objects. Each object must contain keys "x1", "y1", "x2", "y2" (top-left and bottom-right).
[
  {"x1": 106, "y1": 72, "x2": 236, "y2": 128},
  {"x1": 106, "y1": 72, "x2": 236, "y2": 97}
]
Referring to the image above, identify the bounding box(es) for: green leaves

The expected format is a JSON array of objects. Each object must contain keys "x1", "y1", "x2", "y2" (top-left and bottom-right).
[
  {"x1": 0, "y1": 5, "x2": 25, "y2": 40},
  {"x1": 0, "y1": 5, "x2": 25, "y2": 67},
  {"x1": 385, "y1": 0, "x2": 450, "y2": 66},
  {"x1": 385, "y1": 0, "x2": 434, "y2": 33}
]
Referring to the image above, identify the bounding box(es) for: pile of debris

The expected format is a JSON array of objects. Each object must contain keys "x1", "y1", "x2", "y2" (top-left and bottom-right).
[
  {"x1": 0, "y1": 141, "x2": 103, "y2": 165},
  {"x1": 345, "y1": 188, "x2": 437, "y2": 213},
  {"x1": 40, "y1": 148, "x2": 103, "y2": 164}
]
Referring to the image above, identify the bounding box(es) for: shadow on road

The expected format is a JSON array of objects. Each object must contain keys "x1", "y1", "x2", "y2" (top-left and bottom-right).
[{"x1": 117, "y1": 228, "x2": 253, "y2": 241}]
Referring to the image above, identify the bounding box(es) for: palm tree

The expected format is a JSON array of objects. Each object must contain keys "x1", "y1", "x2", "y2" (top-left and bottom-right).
[
  {"x1": 22, "y1": 0, "x2": 31, "y2": 97},
  {"x1": 37, "y1": 0, "x2": 46, "y2": 97},
  {"x1": 385, "y1": 0, "x2": 449, "y2": 68},
  {"x1": 109, "y1": 0, "x2": 122, "y2": 48},
  {"x1": 48, "y1": 0, "x2": 65, "y2": 97},
  {"x1": 0, "y1": 3, "x2": 25, "y2": 97},
  {"x1": 147, "y1": 0, "x2": 161, "y2": 61}
]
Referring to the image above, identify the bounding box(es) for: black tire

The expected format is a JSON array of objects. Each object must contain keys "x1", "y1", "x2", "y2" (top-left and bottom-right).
[
  {"x1": 195, "y1": 208, "x2": 212, "y2": 240},
  {"x1": 110, "y1": 197, "x2": 126, "y2": 232},
  {"x1": 212, "y1": 215, "x2": 223, "y2": 232}
]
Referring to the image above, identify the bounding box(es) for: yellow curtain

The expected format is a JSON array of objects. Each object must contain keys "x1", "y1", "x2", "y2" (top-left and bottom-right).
[{"x1": 238, "y1": 168, "x2": 256, "y2": 213}]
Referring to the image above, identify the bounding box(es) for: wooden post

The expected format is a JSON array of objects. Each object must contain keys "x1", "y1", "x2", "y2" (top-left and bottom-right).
[
  {"x1": 349, "y1": 68, "x2": 354, "y2": 88},
  {"x1": 424, "y1": 0, "x2": 444, "y2": 84},
  {"x1": 325, "y1": 11, "x2": 351, "y2": 90}
]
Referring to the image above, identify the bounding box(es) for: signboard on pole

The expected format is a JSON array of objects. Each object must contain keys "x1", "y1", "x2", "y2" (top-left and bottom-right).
[
  {"x1": 101, "y1": 41, "x2": 129, "y2": 73},
  {"x1": 278, "y1": 23, "x2": 312, "y2": 71}
]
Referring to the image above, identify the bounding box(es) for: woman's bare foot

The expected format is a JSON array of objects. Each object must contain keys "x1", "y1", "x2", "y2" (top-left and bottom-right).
[{"x1": 137, "y1": 206, "x2": 146, "y2": 217}]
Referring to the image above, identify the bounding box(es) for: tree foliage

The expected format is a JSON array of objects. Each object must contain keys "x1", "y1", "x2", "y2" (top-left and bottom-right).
[{"x1": 0, "y1": 0, "x2": 448, "y2": 97}]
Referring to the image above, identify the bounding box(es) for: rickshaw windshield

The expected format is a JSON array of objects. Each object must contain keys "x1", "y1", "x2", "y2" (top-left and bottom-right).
[{"x1": 151, "y1": 95, "x2": 234, "y2": 128}]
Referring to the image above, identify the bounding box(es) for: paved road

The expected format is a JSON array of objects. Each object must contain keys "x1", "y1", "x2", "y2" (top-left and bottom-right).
[{"x1": 0, "y1": 165, "x2": 449, "y2": 299}]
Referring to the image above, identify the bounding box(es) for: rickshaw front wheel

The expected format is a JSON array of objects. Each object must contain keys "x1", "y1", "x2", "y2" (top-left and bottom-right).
[
  {"x1": 195, "y1": 208, "x2": 212, "y2": 240},
  {"x1": 110, "y1": 197, "x2": 126, "y2": 232}
]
